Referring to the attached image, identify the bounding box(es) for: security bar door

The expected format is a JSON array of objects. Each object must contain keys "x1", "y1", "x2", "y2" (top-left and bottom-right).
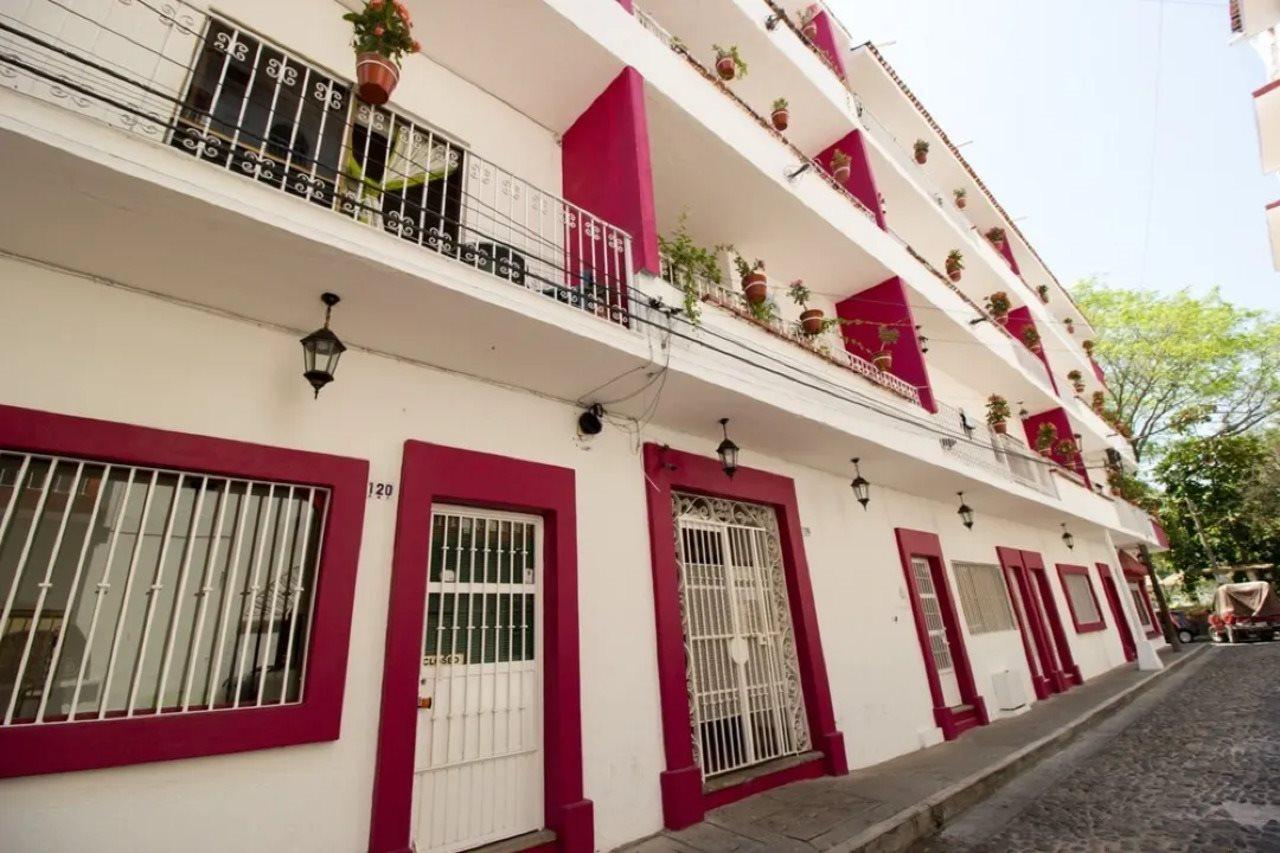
[
  {"x1": 909, "y1": 557, "x2": 962, "y2": 708},
  {"x1": 413, "y1": 507, "x2": 542, "y2": 853},
  {"x1": 673, "y1": 493, "x2": 810, "y2": 779}
]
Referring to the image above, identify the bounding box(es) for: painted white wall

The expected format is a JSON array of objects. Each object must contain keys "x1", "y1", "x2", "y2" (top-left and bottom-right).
[{"x1": 0, "y1": 257, "x2": 1143, "y2": 850}]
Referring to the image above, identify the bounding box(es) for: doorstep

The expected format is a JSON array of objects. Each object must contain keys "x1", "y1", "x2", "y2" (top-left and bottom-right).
[{"x1": 615, "y1": 645, "x2": 1206, "y2": 852}]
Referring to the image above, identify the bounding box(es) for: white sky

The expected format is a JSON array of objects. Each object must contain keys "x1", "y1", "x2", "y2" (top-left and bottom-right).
[{"x1": 830, "y1": 0, "x2": 1280, "y2": 312}]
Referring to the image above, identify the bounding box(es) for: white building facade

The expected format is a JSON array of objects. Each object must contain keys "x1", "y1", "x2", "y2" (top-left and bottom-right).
[
  {"x1": 0, "y1": 1, "x2": 1168, "y2": 851},
  {"x1": 1232, "y1": 0, "x2": 1280, "y2": 267}
]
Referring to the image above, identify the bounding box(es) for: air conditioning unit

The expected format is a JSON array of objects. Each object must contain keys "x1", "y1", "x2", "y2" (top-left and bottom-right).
[{"x1": 991, "y1": 668, "x2": 1028, "y2": 713}]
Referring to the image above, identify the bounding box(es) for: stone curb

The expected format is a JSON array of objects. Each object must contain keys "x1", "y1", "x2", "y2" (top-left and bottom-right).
[{"x1": 830, "y1": 645, "x2": 1210, "y2": 853}]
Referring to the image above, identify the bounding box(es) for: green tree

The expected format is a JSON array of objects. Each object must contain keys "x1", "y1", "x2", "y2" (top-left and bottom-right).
[
  {"x1": 1072, "y1": 281, "x2": 1280, "y2": 462},
  {"x1": 1154, "y1": 433, "x2": 1280, "y2": 595}
]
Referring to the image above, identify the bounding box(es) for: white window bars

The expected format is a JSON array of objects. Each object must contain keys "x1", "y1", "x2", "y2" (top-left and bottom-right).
[
  {"x1": 0, "y1": 450, "x2": 327, "y2": 727},
  {"x1": 952, "y1": 561, "x2": 1016, "y2": 635}
]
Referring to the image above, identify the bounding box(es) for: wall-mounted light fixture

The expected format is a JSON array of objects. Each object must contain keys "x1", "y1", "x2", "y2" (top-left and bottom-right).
[
  {"x1": 1061, "y1": 523, "x2": 1075, "y2": 550},
  {"x1": 849, "y1": 458, "x2": 871, "y2": 510},
  {"x1": 716, "y1": 418, "x2": 740, "y2": 479},
  {"x1": 956, "y1": 491, "x2": 974, "y2": 529},
  {"x1": 578, "y1": 404, "x2": 605, "y2": 437},
  {"x1": 299, "y1": 292, "x2": 346, "y2": 398}
]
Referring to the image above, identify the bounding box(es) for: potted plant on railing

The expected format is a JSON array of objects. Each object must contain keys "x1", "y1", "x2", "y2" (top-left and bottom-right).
[
  {"x1": 985, "y1": 291, "x2": 1011, "y2": 325},
  {"x1": 985, "y1": 226, "x2": 1007, "y2": 252},
  {"x1": 1082, "y1": 338, "x2": 1096, "y2": 356},
  {"x1": 713, "y1": 44, "x2": 747, "y2": 80},
  {"x1": 830, "y1": 148, "x2": 852, "y2": 183},
  {"x1": 1055, "y1": 438, "x2": 1079, "y2": 465},
  {"x1": 1063, "y1": 316, "x2": 1075, "y2": 335},
  {"x1": 771, "y1": 97, "x2": 790, "y2": 131},
  {"x1": 788, "y1": 280, "x2": 826, "y2": 335},
  {"x1": 799, "y1": 5, "x2": 820, "y2": 40},
  {"x1": 1067, "y1": 369, "x2": 1085, "y2": 394},
  {"x1": 344, "y1": 0, "x2": 420, "y2": 105},
  {"x1": 1106, "y1": 469, "x2": 1123, "y2": 497},
  {"x1": 1035, "y1": 422, "x2": 1058, "y2": 457},
  {"x1": 945, "y1": 249, "x2": 964, "y2": 282},
  {"x1": 1091, "y1": 390, "x2": 1106, "y2": 414},
  {"x1": 734, "y1": 255, "x2": 768, "y2": 305},
  {"x1": 914, "y1": 139, "x2": 930, "y2": 164},
  {"x1": 1021, "y1": 324, "x2": 1043, "y2": 354},
  {"x1": 953, "y1": 187, "x2": 967, "y2": 209},
  {"x1": 986, "y1": 394, "x2": 1011, "y2": 434},
  {"x1": 1036, "y1": 284, "x2": 1050, "y2": 304},
  {"x1": 873, "y1": 325, "x2": 899, "y2": 371},
  {"x1": 658, "y1": 213, "x2": 723, "y2": 324}
]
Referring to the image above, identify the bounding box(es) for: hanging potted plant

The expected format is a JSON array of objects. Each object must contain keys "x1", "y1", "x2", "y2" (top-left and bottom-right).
[
  {"x1": 734, "y1": 256, "x2": 767, "y2": 305},
  {"x1": 986, "y1": 394, "x2": 1011, "y2": 434},
  {"x1": 873, "y1": 325, "x2": 899, "y2": 371},
  {"x1": 713, "y1": 44, "x2": 747, "y2": 81},
  {"x1": 771, "y1": 97, "x2": 790, "y2": 131},
  {"x1": 985, "y1": 291, "x2": 1011, "y2": 324},
  {"x1": 1067, "y1": 369, "x2": 1085, "y2": 394},
  {"x1": 1021, "y1": 324, "x2": 1043, "y2": 354},
  {"x1": 1082, "y1": 338, "x2": 1096, "y2": 356},
  {"x1": 1107, "y1": 469, "x2": 1123, "y2": 497},
  {"x1": 985, "y1": 226, "x2": 1007, "y2": 252},
  {"x1": 799, "y1": 5, "x2": 820, "y2": 40},
  {"x1": 945, "y1": 249, "x2": 964, "y2": 282},
  {"x1": 1091, "y1": 390, "x2": 1106, "y2": 414},
  {"x1": 1036, "y1": 284, "x2": 1050, "y2": 304},
  {"x1": 788, "y1": 280, "x2": 826, "y2": 335},
  {"x1": 344, "y1": 0, "x2": 420, "y2": 106},
  {"x1": 1035, "y1": 422, "x2": 1058, "y2": 456},
  {"x1": 913, "y1": 139, "x2": 930, "y2": 164},
  {"x1": 1055, "y1": 438, "x2": 1079, "y2": 464},
  {"x1": 953, "y1": 187, "x2": 967, "y2": 209},
  {"x1": 658, "y1": 213, "x2": 723, "y2": 325},
  {"x1": 830, "y1": 148, "x2": 852, "y2": 183}
]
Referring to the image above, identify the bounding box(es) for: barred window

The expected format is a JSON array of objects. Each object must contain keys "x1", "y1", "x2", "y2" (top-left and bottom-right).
[
  {"x1": 952, "y1": 562, "x2": 1016, "y2": 634},
  {"x1": 0, "y1": 451, "x2": 327, "y2": 727}
]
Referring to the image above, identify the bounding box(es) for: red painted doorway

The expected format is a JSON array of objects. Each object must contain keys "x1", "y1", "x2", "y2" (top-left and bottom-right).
[{"x1": 1097, "y1": 563, "x2": 1137, "y2": 662}]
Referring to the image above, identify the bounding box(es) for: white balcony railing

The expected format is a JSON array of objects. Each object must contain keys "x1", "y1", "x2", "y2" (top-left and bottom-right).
[
  {"x1": 931, "y1": 403, "x2": 1059, "y2": 499},
  {"x1": 1115, "y1": 497, "x2": 1156, "y2": 539},
  {"x1": 0, "y1": 0, "x2": 635, "y2": 327}
]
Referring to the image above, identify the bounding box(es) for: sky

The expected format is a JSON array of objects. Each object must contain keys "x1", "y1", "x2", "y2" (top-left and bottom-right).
[{"x1": 830, "y1": 0, "x2": 1280, "y2": 313}]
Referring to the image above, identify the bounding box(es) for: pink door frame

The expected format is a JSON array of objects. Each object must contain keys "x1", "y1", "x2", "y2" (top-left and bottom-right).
[
  {"x1": 893, "y1": 529, "x2": 989, "y2": 740},
  {"x1": 997, "y1": 547, "x2": 1069, "y2": 697},
  {"x1": 1119, "y1": 551, "x2": 1162, "y2": 639},
  {"x1": 368, "y1": 442, "x2": 592, "y2": 853},
  {"x1": 1026, "y1": 553, "x2": 1083, "y2": 686},
  {"x1": 641, "y1": 443, "x2": 846, "y2": 831},
  {"x1": 1097, "y1": 563, "x2": 1137, "y2": 662}
]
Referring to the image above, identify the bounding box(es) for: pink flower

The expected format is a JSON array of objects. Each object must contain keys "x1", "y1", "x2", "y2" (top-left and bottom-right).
[
  {"x1": 369, "y1": 0, "x2": 384, "y2": 8},
  {"x1": 411, "y1": 39, "x2": 421, "y2": 53},
  {"x1": 373, "y1": 24, "x2": 384, "y2": 36}
]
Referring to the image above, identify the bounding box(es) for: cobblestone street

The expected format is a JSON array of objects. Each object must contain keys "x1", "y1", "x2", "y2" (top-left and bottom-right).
[{"x1": 929, "y1": 643, "x2": 1280, "y2": 852}]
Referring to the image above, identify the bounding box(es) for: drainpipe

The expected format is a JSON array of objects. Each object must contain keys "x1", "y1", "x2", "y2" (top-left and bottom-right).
[{"x1": 1138, "y1": 544, "x2": 1182, "y2": 652}]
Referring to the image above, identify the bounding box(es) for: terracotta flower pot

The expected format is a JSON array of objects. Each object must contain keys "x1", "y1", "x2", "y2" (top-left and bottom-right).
[
  {"x1": 356, "y1": 52, "x2": 399, "y2": 105},
  {"x1": 716, "y1": 56, "x2": 736, "y2": 80},
  {"x1": 742, "y1": 273, "x2": 767, "y2": 305},
  {"x1": 955, "y1": 196, "x2": 966, "y2": 209},
  {"x1": 947, "y1": 266, "x2": 962, "y2": 282},
  {"x1": 990, "y1": 238, "x2": 1006, "y2": 252},
  {"x1": 832, "y1": 164, "x2": 851, "y2": 183},
  {"x1": 802, "y1": 22, "x2": 819, "y2": 40},
  {"x1": 1073, "y1": 382, "x2": 1085, "y2": 394},
  {"x1": 1030, "y1": 343, "x2": 1043, "y2": 354},
  {"x1": 799, "y1": 309, "x2": 824, "y2": 335},
  {"x1": 994, "y1": 314, "x2": 1008, "y2": 326},
  {"x1": 915, "y1": 151, "x2": 927, "y2": 165},
  {"x1": 992, "y1": 420, "x2": 1007, "y2": 435},
  {"x1": 771, "y1": 109, "x2": 790, "y2": 131},
  {"x1": 873, "y1": 351, "x2": 893, "y2": 371}
]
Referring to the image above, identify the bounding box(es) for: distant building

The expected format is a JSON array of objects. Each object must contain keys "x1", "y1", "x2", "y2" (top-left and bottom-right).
[{"x1": 1230, "y1": 0, "x2": 1280, "y2": 267}]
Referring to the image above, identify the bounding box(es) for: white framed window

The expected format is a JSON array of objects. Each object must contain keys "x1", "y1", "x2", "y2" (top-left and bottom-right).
[
  {"x1": 1129, "y1": 581, "x2": 1153, "y2": 628},
  {"x1": 952, "y1": 561, "x2": 1016, "y2": 634}
]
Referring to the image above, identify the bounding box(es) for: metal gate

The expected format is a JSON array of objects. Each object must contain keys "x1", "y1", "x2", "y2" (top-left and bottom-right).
[
  {"x1": 672, "y1": 493, "x2": 809, "y2": 779},
  {"x1": 413, "y1": 507, "x2": 542, "y2": 853},
  {"x1": 909, "y1": 557, "x2": 961, "y2": 707}
]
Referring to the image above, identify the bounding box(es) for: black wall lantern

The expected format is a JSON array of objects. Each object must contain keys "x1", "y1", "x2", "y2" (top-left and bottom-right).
[
  {"x1": 849, "y1": 457, "x2": 871, "y2": 510},
  {"x1": 1061, "y1": 523, "x2": 1075, "y2": 550},
  {"x1": 578, "y1": 403, "x2": 605, "y2": 436},
  {"x1": 956, "y1": 491, "x2": 974, "y2": 529},
  {"x1": 716, "y1": 418, "x2": 740, "y2": 478},
  {"x1": 300, "y1": 292, "x2": 346, "y2": 398}
]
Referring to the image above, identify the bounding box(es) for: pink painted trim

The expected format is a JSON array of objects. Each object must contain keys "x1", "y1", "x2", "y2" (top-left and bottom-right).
[
  {"x1": 895, "y1": 529, "x2": 987, "y2": 740},
  {"x1": 1117, "y1": 553, "x2": 1162, "y2": 640},
  {"x1": 808, "y1": 11, "x2": 848, "y2": 80},
  {"x1": 997, "y1": 547, "x2": 1066, "y2": 697},
  {"x1": 1267, "y1": 199, "x2": 1280, "y2": 210},
  {"x1": 0, "y1": 405, "x2": 367, "y2": 778},
  {"x1": 1096, "y1": 563, "x2": 1137, "y2": 662},
  {"x1": 835, "y1": 277, "x2": 936, "y2": 413},
  {"x1": 703, "y1": 755, "x2": 825, "y2": 811},
  {"x1": 1055, "y1": 564, "x2": 1106, "y2": 634},
  {"x1": 368, "y1": 443, "x2": 591, "y2": 853},
  {"x1": 1024, "y1": 551, "x2": 1082, "y2": 686},
  {"x1": 641, "y1": 443, "x2": 846, "y2": 830},
  {"x1": 1254, "y1": 77, "x2": 1280, "y2": 99}
]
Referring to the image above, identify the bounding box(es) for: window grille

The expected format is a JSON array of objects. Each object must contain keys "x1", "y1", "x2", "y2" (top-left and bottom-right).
[
  {"x1": 0, "y1": 450, "x2": 327, "y2": 727},
  {"x1": 1129, "y1": 582, "x2": 1152, "y2": 628},
  {"x1": 1061, "y1": 572, "x2": 1101, "y2": 627},
  {"x1": 952, "y1": 561, "x2": 1016, "y2": 634}
]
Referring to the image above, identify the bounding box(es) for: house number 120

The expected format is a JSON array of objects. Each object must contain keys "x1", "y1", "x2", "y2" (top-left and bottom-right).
[{"x1": 368, "y1": 482, "x2": 395, "y2": 499}]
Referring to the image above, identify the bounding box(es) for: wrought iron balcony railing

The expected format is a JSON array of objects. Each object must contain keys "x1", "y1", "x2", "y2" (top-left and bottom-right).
[{"x1": 0, "y1": 0, "x2": 634, "y2": 327}]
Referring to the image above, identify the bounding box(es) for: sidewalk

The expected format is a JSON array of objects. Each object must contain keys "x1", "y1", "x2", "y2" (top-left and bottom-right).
[{"x1": 618, "y1": 646, "x2": 1206, "y2": 853}]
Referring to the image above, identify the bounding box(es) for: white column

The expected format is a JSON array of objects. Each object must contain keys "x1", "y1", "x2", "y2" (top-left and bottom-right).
[{"x1": 1103, "y1": 532, "x2": 1162, "y2": 671}]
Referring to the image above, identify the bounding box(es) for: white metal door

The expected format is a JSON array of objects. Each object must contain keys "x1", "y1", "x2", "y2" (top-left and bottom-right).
[
  {"x1": 910, "y1": 557, "x2": 962, "y2": 707},
  {"x1": 412, "y1": 507, "x2": 542, "y2": 853},
  {"x1": 673, "y1": 493, "x2": 809, "y2": 779}
]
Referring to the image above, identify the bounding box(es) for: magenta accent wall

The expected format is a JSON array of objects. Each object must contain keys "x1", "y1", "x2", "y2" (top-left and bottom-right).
[
  {"x1": 1006, "y1": 306, "x2": 1059, "y2": 396},
  {"x1": 835, "y1": 277, "x2": 935, "y2": 412},
  {"x1": 816, "y1": 130, "x2": 886, "y2": 230},
  {"x1": 809, "y1": 10, "x2": 847, "y2": 79},
  {"x1": 1090, "y1": 357, "x2": 1106, "y2": 385},
  {"x1": 996, "y1": 237, "x2": 1021, "y2": 275},
  {"x1": 1021, "y1": 406, "x2": 1091, "y2": 486},
  {"x1": 562, "y1": 67, "x2": 661, "y2": 275},
  {"x1": 616, "y1": 0, "x2": 633, "y2": 11}
]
